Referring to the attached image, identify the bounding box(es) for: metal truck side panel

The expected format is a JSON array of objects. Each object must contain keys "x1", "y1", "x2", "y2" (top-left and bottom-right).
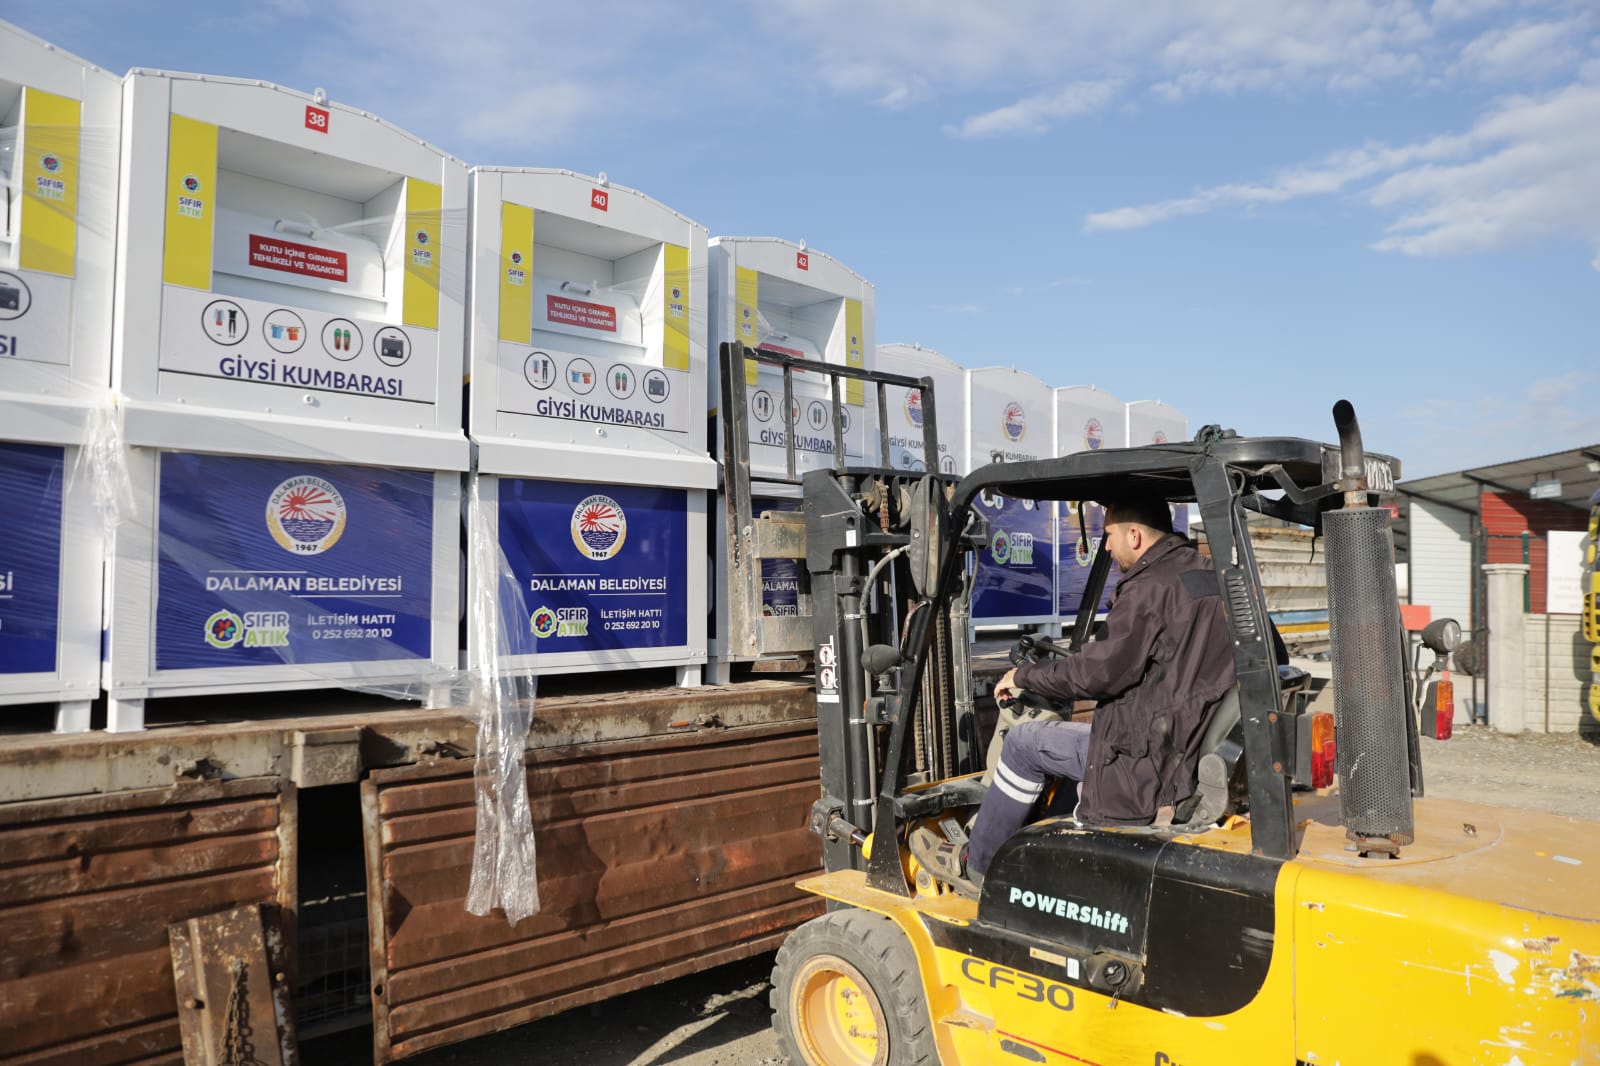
[
  {"x1": 0, "y1": 779, "x2": 286, "y2": 1065},
  {"x1": 361, "y1": 721, "x2": 825, "y2": 1062}
]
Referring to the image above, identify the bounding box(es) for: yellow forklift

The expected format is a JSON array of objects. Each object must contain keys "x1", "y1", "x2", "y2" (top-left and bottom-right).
[{"x1": 718, "y1": 342, "x2": 1600, "y2": 1066}]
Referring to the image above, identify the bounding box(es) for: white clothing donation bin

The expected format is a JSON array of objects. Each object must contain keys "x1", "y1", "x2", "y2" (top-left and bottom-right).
[
  {"x1": 968, "y1": 367, "x2": 1057, "y2": 629},
  {"x1": 0, "y1": 23, "x2": 121, "y2": 730},
  {"x1": 707, "y1": 237, "x2": 873, "y2": 682},
  {"x1": 466, "y1": 168, "x2": 712, "y2": 685},
  {"x1": 1054, "y1": 385, "x2": 1128, "y2": 624},
  {"x1": 875, "y1": 343, "x2": 969, "y2": 476},
  {"x1": 104, "y1": 70, "x2": 469, "y2": 731}
]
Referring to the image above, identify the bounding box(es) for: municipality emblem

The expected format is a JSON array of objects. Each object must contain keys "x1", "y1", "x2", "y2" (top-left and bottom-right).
[
  {"x1": 1002, "y1": 402, "x2": 1026, "y2": 443},
  {"x1": 905, "y1": 389, "x2": 924, "y2": 428},
  {"x1": 267, "y1": 476, "x2": 347, "y2": 555},
  {"x1": 572, "y1": 494, "x2": 627, "y2": 560}
]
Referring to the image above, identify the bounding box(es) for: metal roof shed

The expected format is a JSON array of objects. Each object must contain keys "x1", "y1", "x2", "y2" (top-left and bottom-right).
[{"x1": 1397, "y1": 446, "x2": 1600, "y2": 619}]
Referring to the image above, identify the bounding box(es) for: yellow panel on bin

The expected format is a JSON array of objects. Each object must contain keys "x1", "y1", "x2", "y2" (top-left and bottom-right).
[
  {"x1": 18, "y1": 88, "x2": 80, "y2": 278},
  {"x1": 844, "y1": 298, "x2": 864, "y2": 406},
  {"x1": 162, "y1": 115, "x2": 218, "y2": 290},
  {"x1": 402, "y1": 177, "x2": 441, "y2": 330},
  {"x1": 498, "y1": 201, "x2": 534, "y2": 344},
  {"x1": 736, "y1": 266, "x2": 759, "y2": 385},
  {"x1": 663, "y1": 243, "x2": 690, "y2": 371}
]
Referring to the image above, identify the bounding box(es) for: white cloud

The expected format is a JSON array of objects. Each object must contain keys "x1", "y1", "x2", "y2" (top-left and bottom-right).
[
  {"x1": 456, "y1": 82, "x2": 593, "y2": 147},
  {"x1": 1400, "y1": 371, "x2": 1597, "y2": 475},
  {"x1": 760, "y1": 0, "x2": 1453, "y2": 106},
  {"x1": 1085, "y1": 82, "x2": 1600, "y2": 265},
  {"x1": 1003, "y1": 277, "x2": 1092, "y2": 297},
  {"x1": 754, "y1": 0, "x2": 1597, "y2": 141},
  {"x1": 1452, "y1": 18, "x2": 1589, "y2": 80},
  {"x1": 945, "y1": 81, "x2": 1118, "y2": 138},
  {"x1": 1429, "y1": 0, "x2": 1514, "y2": 25},
  {"x1": 253, "y1": 0, "x2": 714, "y2": 152}
]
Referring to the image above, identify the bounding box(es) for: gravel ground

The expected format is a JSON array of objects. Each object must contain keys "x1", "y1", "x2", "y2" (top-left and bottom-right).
[
  {"x1": 1417, "y1": 722, "x2": 1600, "y2": 821},
  {"x1": 305, "y1": 723, "x2": 1600, "y2": 1066}
]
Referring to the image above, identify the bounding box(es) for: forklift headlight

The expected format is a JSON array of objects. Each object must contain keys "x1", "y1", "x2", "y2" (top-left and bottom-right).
[{"x1": 1421, "y1": 618, "x2": 1462, "y2": 655}]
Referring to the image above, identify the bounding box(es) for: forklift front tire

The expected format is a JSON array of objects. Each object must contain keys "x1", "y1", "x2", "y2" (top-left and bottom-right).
[{"x1": 771, "y1": 909, "x2": 938, "y2": 1066}]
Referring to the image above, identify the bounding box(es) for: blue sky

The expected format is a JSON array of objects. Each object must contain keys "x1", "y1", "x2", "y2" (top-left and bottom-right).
[{"x1": 16, "y1": 0, "x2": 1599, "y2": 477}]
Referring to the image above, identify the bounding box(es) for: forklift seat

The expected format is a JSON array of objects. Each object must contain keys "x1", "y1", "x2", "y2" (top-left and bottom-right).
[{"x1": 1178, "y1": 666, "x2": 1312, "y2": 828}]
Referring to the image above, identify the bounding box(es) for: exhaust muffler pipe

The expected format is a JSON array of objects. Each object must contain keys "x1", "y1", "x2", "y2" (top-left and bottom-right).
[{"x1": 1323, "y1": 400, "x2": 1414, "y2": 853}]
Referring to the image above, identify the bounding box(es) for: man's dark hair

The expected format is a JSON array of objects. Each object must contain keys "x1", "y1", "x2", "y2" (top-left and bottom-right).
[{"x1": 1101, "y1": 491, "x2": 1174, "y2": 534}]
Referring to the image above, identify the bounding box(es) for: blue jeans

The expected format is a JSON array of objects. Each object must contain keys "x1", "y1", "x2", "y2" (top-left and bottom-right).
[{"x1": 966, "y1": 720, "x2": 1091, "y2": 877}]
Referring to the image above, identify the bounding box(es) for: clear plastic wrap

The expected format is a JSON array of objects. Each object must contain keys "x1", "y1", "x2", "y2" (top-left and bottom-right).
[
  {"x1": 66, "y1": 392, "x2": 136, "y2": 548},
  {"x1": 463, "y1": 475, "x2": 540, "y2": 923}
]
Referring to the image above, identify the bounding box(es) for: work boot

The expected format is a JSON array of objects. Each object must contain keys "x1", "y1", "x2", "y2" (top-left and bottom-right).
[{"x1": 909, "y1": 827, "x2": 983, "y2": 901}]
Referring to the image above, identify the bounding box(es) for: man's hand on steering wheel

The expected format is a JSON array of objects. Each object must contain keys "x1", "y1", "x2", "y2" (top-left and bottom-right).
[{"x1": 995, "y1": 668, "x2": 1022, "y2": 705}]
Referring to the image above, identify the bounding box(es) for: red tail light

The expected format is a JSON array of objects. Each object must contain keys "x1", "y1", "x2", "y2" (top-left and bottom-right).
[
  {"x1": 1310, "y1": 711, "x2": 1336, "y2": 789},
  {"x1": 1425, "y1": 675, "x2": 1455, "y2": 740}
]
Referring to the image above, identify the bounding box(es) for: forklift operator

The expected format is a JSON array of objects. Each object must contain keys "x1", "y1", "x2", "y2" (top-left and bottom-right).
[{"x1": 917, "y1": 491, "x2": 1237, "y2": 894}]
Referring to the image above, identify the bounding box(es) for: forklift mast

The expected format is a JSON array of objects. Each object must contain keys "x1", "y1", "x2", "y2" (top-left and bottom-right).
[{"x1": 717, "y1": 341, "x2": 977, "y2": 872}]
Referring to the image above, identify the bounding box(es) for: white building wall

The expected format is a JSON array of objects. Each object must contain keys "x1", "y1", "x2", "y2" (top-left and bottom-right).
[{"x1": 1409, "y1": 501, "x2": 1474, "y2": 632}]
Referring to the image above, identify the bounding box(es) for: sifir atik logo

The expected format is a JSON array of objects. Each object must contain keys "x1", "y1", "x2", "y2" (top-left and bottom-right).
[
  {"x1": 178, "y1": 175, "x2": 205, "y2": 219},
  {"x1": 204, "y1": 609, "x2": 290, "y2": 649},
  {"x1": 531, "y1": 605, "x2": 588, "y2": 638}
]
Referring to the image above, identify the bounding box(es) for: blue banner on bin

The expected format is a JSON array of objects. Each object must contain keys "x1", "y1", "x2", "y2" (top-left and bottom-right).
[
  {"x1": 155, "y1": 453, "x2": 435, "y2": 670},
  {"x1": 972, "y1": 492, "x2": 1055, "y2": 622},
  {"x1": 500, "y1": 479, "x2": 688, "y2": 654},
  {"x1": 1058, "y1": 501, "x2": 1113, "y2": 618},
  {"x1": 0, "y1": 443, "x2": 64, "y2": 675},
  {"x1": 1058, "y1": 502, "x2": 1190, "y2": 619},
  {"x1": 757, "y1": 496, "x2": 801, "y2": 618}
]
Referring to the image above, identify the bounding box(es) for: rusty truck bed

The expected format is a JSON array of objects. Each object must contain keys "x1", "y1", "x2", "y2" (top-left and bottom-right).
[{"x1": 0, "y1": 678, "x2": 821, "y2": 1064}]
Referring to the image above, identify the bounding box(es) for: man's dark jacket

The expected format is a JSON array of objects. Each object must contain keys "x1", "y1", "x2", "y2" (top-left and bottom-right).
[{"x1": 1012, "y1": 534, "x2": 1235, "y2": 825}]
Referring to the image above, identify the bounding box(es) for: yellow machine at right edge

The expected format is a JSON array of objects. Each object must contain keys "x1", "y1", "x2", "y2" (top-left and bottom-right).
[{"x1": 721, "y1": 339, "x2": 1600, "y2": 1066}]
